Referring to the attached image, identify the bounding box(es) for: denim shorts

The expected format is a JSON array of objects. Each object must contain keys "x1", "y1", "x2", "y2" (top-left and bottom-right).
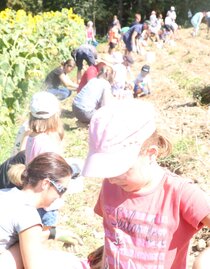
[
  {"x1": 47, "y1": 87, "x2": 71, "y2": 101},
  {"x1": 37, "y1": 208, "x2": 58, "y2": 226}
]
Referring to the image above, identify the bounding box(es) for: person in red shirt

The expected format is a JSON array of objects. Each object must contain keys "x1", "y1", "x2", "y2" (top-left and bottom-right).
[{"x1": 77, "y1": 62, "x2": 106, "y2": 93}]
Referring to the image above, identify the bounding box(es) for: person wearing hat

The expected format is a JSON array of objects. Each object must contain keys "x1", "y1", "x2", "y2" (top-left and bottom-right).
[
  {"x1": 44, "y1": 59, "x2": 78, "y2": 101},
  {"x1": 12, "y1": 91, "x2": 65, "y2": 227},
  {"x1": 81, "y1": 99, "x2": 210, "y2": 269},
  {"x1": 133, "y1": 64, "x2": 152, "y2": 98}
]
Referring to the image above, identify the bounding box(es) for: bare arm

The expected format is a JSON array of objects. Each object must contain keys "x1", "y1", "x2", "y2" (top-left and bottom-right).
[
  {"x1": 201, "y1": 213, "x2": 210, "y2": 227},
  {"x1": 147, "y1": 77, "x2": 152, "y2": 93},
  {"x1": 101, "y1": 87, "x2": 114, "y2": 106},
  {"x1": 131, "y1": 31, "x2": 138, "y2": 51},
  {"x1": 59, "y1": 73, "x2": 78, "y2": 89},
  {"x1": 19, "y1": 225, "x2": 46, "y2": 269},
  {"x1": 192, "y1": 247, "x2": 210, "y2": 269}
]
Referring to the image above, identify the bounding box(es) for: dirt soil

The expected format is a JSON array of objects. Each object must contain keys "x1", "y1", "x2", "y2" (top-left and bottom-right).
[{"x1": 50, "y1": 25, "x2": 210, "y2": 268}]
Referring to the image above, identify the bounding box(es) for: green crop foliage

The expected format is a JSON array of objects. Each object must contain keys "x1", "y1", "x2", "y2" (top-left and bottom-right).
[{"x1": 0, "y1": 8, "x2": 85, "y2": 133}]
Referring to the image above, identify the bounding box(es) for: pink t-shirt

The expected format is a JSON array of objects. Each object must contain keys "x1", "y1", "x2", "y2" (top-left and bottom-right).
[
  {"x1": 25, "y1": 133, "x2": 62, "y2": 164},
  {"x1": 87, "y1": 28, "x2": 94, "y2": 39},
  {"x1": 94, "y1": 171, "x2": 210, "y2": 269}
]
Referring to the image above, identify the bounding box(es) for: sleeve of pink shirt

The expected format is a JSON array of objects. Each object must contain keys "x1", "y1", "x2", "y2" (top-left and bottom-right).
[
  {"x1": 94, "y1": 180, "x2": 105, "y2": 217},
  {"x1": 180, "y1": 181, "x2": 210, "y2": 229}
]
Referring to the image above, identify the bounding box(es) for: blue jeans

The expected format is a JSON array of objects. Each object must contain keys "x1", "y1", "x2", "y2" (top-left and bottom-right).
[
  {"x1": 47, "y1": 87, "x2": 71, "y2": 101},
  {"x1": 37, "y1": 208, "x2": 58, "y2": 226}
]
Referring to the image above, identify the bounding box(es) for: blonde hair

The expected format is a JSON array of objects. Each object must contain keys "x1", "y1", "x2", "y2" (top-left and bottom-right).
[
  {"x1": 87, "y1": 21, "x2": 93, "y2": 27},
  {"x1": 29, "y1": 112, "x2": 64, "y2": 140},
  {"x1": 7, "y1": 163, "x2": 26, "y2": 187},
  {"x1": 8, "y1": 152, "x2": 72, "y2": 188},
  {"x1": 141, "y1": 130, "x2": 172, "y2": 158}
]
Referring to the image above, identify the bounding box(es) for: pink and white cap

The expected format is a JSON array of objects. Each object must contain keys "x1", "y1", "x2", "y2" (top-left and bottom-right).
[{"x1": 82, "y1": 99, "x2": 156, "y2": 178}]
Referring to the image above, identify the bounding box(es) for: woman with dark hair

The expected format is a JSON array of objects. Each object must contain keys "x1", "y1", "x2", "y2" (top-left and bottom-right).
[
  {"x1": 44, "y1": 59, "x2": 78, "y2": 100},
  {"x1": 0, "y1": 152, "x2": 82, "y2": 269}
]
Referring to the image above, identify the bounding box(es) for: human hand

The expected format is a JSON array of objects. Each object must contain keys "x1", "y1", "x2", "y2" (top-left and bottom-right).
[{"x1": 56, "y1": 228, "x2": 83, "y2": 252}]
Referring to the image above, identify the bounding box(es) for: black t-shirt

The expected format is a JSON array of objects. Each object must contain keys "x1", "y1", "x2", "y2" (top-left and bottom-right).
[
  {"x1": 0, "y1": 151, "x2": 25, "y2": 189},
  {"x1": 45, "y1": 67, "x2": 64, "y2": 89}
]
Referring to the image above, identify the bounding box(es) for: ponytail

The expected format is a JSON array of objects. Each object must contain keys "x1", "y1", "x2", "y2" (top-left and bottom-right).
[{"x1": 7, "y1": 164, "x2": 26, "y2": 188}]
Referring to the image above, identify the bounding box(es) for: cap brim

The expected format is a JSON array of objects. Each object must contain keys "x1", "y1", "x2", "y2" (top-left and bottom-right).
[{"x1": 82, "y1": 146, "x2": 140, "y2": 178}]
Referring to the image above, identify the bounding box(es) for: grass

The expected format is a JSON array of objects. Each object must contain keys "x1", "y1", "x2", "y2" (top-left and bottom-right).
[{"x1": 170, "y1": 70, "x2": 202, "y2": 93}]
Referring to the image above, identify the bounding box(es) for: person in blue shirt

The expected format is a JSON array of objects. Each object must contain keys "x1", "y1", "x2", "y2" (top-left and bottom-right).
[
  {"x1": 191, "y1": 11, "x2": 206, "y2": 36},
  {"x1": 123, "y1": 23, "x2": 143, "y2": 56}
]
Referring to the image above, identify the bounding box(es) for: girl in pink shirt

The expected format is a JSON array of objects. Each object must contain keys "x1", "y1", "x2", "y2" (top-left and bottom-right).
[
  {"x1": 25, "y1": 91, "x2": 64, "y2": 164},
  {"x1": 82, "y1": 99, "x2": 210, "y2": 269},
  {"x1": 25, "y1": 91, "x2": 64, "y2": 227},
  {"x1": 86, "y1": 21, "x2": 96, "y2": 45}
]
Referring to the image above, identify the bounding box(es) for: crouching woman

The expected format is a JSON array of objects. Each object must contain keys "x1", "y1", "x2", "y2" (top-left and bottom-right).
[{"x1": 0, "y1": 152, "x2": 78, "y2": 269}]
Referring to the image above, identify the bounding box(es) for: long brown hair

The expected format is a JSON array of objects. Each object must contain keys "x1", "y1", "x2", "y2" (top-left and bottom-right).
[
  {"x1": 8, "y1": 152, "x2": 72, "y2": 188},
  {"x1": 29, "y1": 113, "x2": 64, "y2": 140}
]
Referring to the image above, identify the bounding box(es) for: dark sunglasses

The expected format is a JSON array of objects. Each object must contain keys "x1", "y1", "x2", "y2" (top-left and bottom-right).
[{"x1": 47, "y1": 179, "x2": 67, "y2": 195}]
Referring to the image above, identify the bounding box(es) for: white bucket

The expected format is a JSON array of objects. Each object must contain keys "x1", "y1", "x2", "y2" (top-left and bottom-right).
[{"x1": 145, "y1": 52, "x2": 156, "y2": 63}]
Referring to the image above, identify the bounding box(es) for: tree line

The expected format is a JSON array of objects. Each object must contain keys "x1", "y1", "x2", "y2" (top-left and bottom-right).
[{"x1": 0, "y1": 0, "x2": 210, "y2": 35}]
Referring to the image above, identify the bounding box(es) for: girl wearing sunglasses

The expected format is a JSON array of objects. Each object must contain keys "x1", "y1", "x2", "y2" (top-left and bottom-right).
[{"x1": 0, "y1": 152, "x2": 82, "y2": 269}]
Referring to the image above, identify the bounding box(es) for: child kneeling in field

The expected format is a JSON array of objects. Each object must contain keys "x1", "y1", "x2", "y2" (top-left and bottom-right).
[
  {"x1": 133, "y1": 64, "x2": 152, "y2": 97},
  {"x1": 82, "y1": 99, "x2": 210, "y2": 269}
]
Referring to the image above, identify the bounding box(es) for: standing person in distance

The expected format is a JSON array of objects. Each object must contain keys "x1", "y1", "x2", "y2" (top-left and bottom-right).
[
  {"x1": 123, "y1": 18, "x2": 143, "y2": 56},
  {"x1": 82, "y1": 99, "x2": 210, "y2": 269},
  {"x1": 191, "y1": 11, "x2": 206, "y2": 36},
  {"x1": 86, "y1": 21, "x2": 96, "y2": 45}
]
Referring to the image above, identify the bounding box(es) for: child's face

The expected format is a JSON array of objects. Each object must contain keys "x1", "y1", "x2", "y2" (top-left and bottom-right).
[{"x1": 107, "y1": 155, "x2": 151, "y2": 192}]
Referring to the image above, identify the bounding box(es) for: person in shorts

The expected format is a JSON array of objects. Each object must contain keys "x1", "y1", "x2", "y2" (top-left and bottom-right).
[{"x1": 71, "y1": 44, "x2": 98, "y2": 83}]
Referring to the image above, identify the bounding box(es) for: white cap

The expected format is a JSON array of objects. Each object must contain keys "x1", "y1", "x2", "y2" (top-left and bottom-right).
[{"x1": 30, "y1": 91, "x2": 60, "y2": 119}]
